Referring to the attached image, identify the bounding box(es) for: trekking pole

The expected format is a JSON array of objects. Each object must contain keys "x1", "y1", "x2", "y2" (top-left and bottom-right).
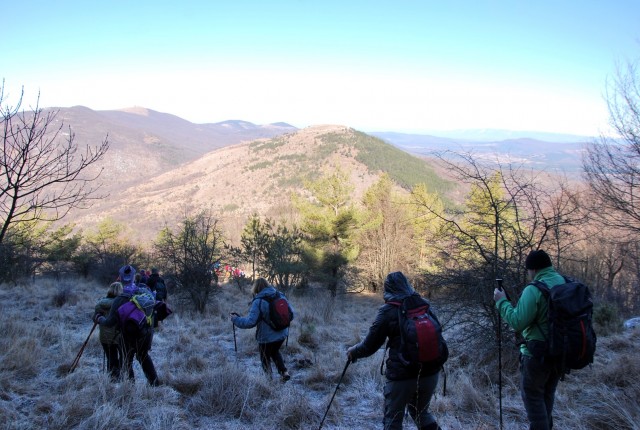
[
  {"x1": 230, "y1": 312, "x2": 238, "y2": 353},
  {"x1": 318, "y1": 358, "x2": 352, "y2": 430},
  {"x1": 496, "y1": 278, "x2": 505, "y2": 430},
  {"x1": 69, "y1": 321, "x2": 98, "y2": 374}
]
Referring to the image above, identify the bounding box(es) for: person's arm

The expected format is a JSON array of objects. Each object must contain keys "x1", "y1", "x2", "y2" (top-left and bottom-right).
[
  {"x1": 348, "y1": 306, "x2": 391, "y2": 360},
  {"x1": 97, "y1": 296, "x2": 125, "y2": 327},
  {"x1": 232, "y1": 299, "x2": 261, "y2": 329},
  {"x1": 496, "y1": 285, "x2": 539, "y2": 332}
]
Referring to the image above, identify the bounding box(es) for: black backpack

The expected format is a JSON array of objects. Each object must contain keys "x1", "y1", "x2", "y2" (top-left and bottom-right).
[
  {"x1": 155, "y1": 278, "x2": 168, "y2": 301},
  {"x1": 532, "y1": 278, "x2": 597, "y2": 374},
  {"x1": 261, "y1": 292, "x2": 292, "y2": 331},
  {"x1": 390, "y1": 295, "x2": 449, "y2": 369}
]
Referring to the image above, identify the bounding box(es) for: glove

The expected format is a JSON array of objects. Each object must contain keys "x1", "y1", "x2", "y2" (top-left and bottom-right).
[
  {"x1": 93, "y1": 313, "x2": 103, "y2": 324},
  {"x1": 347, "y1": 345, "x2": 358, "y2": 363}
]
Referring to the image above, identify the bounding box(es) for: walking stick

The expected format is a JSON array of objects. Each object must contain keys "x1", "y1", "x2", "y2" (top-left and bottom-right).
[
  {"x1": 231, "y1": 312, "x2": 239, "y2": 353},
  {"x1": 318, "y1": 358, "x2": 351, "y2": 430},
  {"x1": 69, "y1": 321, "x2": 98, "y2": 374}
]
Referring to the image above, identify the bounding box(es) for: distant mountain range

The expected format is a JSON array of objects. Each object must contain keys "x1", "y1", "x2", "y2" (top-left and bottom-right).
[
  {"x1": 371, "y1": 131, "x2": 591, "y2": 173},
  {"x1": 45, "y1": 106, "x2": 590, "y2": 237}
]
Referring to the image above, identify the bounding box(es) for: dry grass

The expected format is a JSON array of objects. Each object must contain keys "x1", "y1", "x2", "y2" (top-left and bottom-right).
[{"x1": 0, "y1": 278, "x2": 638, "y2": 429}]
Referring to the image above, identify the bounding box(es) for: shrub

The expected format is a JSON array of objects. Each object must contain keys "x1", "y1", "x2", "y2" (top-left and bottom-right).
[{"x1": 593, "y1": 302, "x2": 623, "y2": 335}]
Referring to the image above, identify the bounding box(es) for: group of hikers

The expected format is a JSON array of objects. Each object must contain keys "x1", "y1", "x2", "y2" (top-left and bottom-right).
[
  {"x1": 93, "y1": 265, "x2": 169, "y2": 386},
  {"x1": 90, "y1": 249, "x2": 594, "y2": 430}
]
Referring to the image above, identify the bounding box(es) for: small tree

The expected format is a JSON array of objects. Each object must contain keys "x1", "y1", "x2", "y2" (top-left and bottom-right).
[
  {"x1": 228, "y1": 215, "x2": 307, "y2": 291},
  {"x1": 295, "y1": 168, "x2": 360, "y2": 295},
  {"x1": 262, "y1": 221, "x2": 307, "y2": 291},
  {"x1": 79, "y1": 218, "x2": 140, "y2": 281},
  {"x1": 357, "y1": 174, "x2": 416, "y2": 292},
  {"x1": 0, "y1": 220, "x2": 81, "y2": 283},
  {"x1": 0, "y1": 83, "x2": 109, "y2": 245},
  {"x1": 155, "y1": 212, "x2": 224, "y2": 313}
]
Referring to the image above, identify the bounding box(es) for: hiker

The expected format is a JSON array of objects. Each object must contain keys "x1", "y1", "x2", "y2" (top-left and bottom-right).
[
  {"x1": 347, "y1": 271, "x2": 445, "y2": 430},
  {"x1": 138, "y1": 268, "x2": 149, "y2": 285},
  {"x1": 230, "y1": 278, "x2": 293, "y2": 381},
  {"x1": 146, "y1": 267, "x2": 168, "y2": 328},
  {"x1": 94, "y1": 265, "x2": 161, "y2": 386},
  {"x1": 146, "y1": 267, "x2": 167, "y2": 302},
  {"x1": 493, "y1": 249, "x2": 565, "y2": 430},
  {"x1": 94, "y1": 281, "x2": 123, "y2": 380}
]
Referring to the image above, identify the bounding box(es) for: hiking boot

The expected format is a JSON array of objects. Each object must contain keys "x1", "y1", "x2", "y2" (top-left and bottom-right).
[
  {"x1": 281, "y1": 371, "x2": 291, "y2": 382},
  {"x1": 421, "y1": 422, "x2": 442, "y2": 430}
]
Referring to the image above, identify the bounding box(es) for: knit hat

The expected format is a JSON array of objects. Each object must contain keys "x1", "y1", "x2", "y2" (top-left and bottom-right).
[
  {"x1": 119, "y1": 265, "x2": 136, "y2": 283},
  {"x1": 525, "y1": 250, "x2": 552, "y2": 270}
]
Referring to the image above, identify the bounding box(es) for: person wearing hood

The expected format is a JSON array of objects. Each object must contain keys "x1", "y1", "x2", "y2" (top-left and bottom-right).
[
  {"x1": 347, "y1": 271, "x2": 443, "y2": 430},
  {"x1": 230, "y1": 278, "x2": 294, "y2": 381}
]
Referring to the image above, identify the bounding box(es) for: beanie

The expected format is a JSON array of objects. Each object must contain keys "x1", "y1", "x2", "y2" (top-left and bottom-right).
[
  {"x1": 525, "y1": 250, "x2": 552, "y2": 270},
  {"x1": 119, "y1": 265, "x2": 136, "y2": 283}
]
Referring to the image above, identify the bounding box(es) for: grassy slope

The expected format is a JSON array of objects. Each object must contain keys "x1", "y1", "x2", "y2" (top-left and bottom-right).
[
  {"x1": 0, "y1": 279, "x2": 637, "y2": 430},
  {"x1": 318, "y1": 129, "x2": 452, "y2": 194}
]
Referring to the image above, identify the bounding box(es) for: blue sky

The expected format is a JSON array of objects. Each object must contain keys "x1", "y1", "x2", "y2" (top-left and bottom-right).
[{"x1": 2, "y1": 1, "x2": 639, "y2": 136}]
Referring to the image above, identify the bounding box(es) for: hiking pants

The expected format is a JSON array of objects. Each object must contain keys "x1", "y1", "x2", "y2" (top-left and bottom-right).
[
  {"x1": 258, "y1": 339, "x2": 287, "y2": 376},
  {"x1": 383, "y1": 372, "x2": 439, "y2": 430},
  {"x1": 101, "y1": 342, "x2": 122, "y2": 380},
  {"x1": 123, "y1": 326, "x2": 159, "y2": 385},
  {"x1": 520, "y1": 354, "x2": 562, "y2": 430}
]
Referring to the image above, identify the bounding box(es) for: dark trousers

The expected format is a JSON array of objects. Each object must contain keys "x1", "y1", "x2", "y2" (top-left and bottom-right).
[
  {"x1": 101, "y1": 342, "x2": 122, "y2": 380},
  {"x1": 383, "y1": 372, "x2": 439, "y2": 430},
  {"x1": 258, "y1": 339, "x2": 287, "y2": 376},
  {"x1": 520, "y1": 355, "x2": 562, "y2": 430},
  {"x1": 123, "y1": 325, "x2": 159, "y2": 385}
]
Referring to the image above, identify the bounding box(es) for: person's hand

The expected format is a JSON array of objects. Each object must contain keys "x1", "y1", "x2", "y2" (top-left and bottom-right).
[
  {"x1": 229, "y1": 312, "x2": 239, "y2": 322},
  {"x1": 93, "y1": 313, "x2": 103, "y2": 324},
  {"x1": 493, "y1": 288, "x2": 507, "y2": 302},
  {"x1": 347, "y1": 345, "x2": 357, "y2": 362}
]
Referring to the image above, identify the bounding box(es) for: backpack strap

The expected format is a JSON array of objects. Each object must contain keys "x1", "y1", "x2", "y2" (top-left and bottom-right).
[
  {"x1": 530, "y1": 280, "x2": 551, "y2": 342},
  {"x1": 378, "y1": 301, "x2": 401, "y2": 375}
]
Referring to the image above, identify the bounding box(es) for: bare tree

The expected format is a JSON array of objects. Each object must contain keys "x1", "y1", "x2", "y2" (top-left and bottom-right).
[
  {"x1": 583, "y1": 59, "x2": 640, "y2": 234},
  {"x1": 0, "y1": 84, "x2": 109, "y2": 244},
  {"x1": 155, "y1": 211, "x2": 224, "y2": 313},
  {"x1": 410, "y1": 152, "x2": 587, "y2": 348}
]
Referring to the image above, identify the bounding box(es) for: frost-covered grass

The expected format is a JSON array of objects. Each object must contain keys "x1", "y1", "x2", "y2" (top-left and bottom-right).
[{"x1": 0, "y1": 277, "x2": 638, "y2": 429}]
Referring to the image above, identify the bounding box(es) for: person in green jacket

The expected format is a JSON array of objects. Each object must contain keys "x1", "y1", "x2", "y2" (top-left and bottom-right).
[
  {"x1": 493, "y1": 249, "x2": 564, "y2": 430},
  {"x1": 94, "y1": 282, "x2": 123, "y2": 380}
]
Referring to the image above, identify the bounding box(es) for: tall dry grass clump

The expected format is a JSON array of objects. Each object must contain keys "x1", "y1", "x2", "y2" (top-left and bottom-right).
[{"x1": 0, "y1": 277, "x2": 639, "y2": 429}]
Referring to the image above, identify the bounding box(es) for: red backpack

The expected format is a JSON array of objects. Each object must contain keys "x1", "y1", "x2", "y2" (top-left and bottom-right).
[
  {"x1": 262, "y1": 292, "x2": 292, "y2": 331},
  {"x1": 389, "y1": 295, "x2": 449, "y2": 369}
]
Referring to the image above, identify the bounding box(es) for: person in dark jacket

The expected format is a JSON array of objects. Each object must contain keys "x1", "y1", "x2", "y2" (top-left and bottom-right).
[
  {"x1": 146, "y1": 267, "x2": 167, "y2": 328},
  {"x1": 94, "y1": 265, "x2": 160, "y2": 386},
  {"x1": 94, "y1": 282, "x2": 123, "y2": 380},
  {"x1": 146, "y1": 267, "x2": 167, "y2": 302},
  {"x1": 230, "y1": 278, "x2": 294, "y2": 381},
  {"x1": 347, "y1": 271, "x2": 443, "y2": 430},
  {"x1": 494, "y1": 250, "x2": 564, "y2": 430}
]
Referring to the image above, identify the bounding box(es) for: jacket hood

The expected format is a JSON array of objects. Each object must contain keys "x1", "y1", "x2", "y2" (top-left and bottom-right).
[
  {"x1": 383, "y1": 272, "x2": 416, "y2": 302},
  {"x1": 255, "y1": 285, "x2": 277, "y2": 299}
]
